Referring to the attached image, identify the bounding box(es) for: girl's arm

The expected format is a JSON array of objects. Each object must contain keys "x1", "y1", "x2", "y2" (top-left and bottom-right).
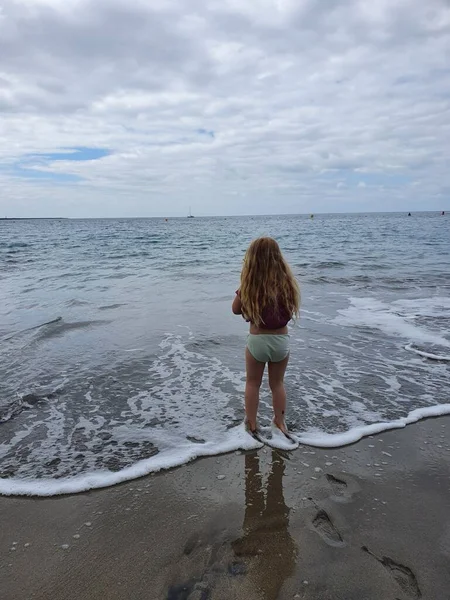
[{"x1": 232, "y1": 290, "x2": 242, "y2": 315}]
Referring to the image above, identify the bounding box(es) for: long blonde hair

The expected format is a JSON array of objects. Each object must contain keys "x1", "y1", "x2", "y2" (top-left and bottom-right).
[{"x1": 240, "y1": 237, "x2": 300, "y2": 327}]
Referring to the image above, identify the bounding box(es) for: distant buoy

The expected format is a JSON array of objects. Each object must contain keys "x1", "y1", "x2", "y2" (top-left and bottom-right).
[
  {"x1": 408, "y1": 212, "x2": 411, "y2": 216},
  {"x1": 442, "y1": 211, "x2": 445, "y2": 216},
  {"x1": 165, "y1": 218, "x2": 168, "y2": 222}
]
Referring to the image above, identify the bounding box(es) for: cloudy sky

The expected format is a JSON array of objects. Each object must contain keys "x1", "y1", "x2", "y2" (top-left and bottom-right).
[{"x1": 1, "y1": 0, "x2": 449, "y2": 217}]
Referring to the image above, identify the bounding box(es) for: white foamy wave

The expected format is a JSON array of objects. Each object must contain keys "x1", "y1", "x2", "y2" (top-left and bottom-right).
[
  {"x1": 336, "y1": 297, "x2": 450, "y2": 348},
  {"x1": 2, "y1": 404, "x2": 450, "y2": 496},
  {"x1": 0, "y1": 423, "x2": 262, "y2": 497},
  {"x1": 2, "y1": 308, "x2": 449, "y2": 497},
  {"x1": 257, "y1": 423, "x2": 299, "y2": 450},
  {"x1": 0, "y1": 331, "x2": 248, "y2": 483},
  {"x1": 405, "y1": 344, "x2": 450, "y2": 361},
  {"x1": 294, "y1": 403, "x2": 450, "y2": 447},
  {"x1": 393, "y1": 296, "x2": 450, "y2": 317}
]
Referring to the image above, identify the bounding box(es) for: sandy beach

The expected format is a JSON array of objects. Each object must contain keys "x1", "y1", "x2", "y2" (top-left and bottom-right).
[{"x1": 1, "y1": 416, "x2": 449, "y2": 600}]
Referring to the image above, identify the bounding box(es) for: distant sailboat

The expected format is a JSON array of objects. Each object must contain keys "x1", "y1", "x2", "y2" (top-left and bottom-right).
[{"x1": 187, "y1": 206, "x2": 194, "y2": 218}]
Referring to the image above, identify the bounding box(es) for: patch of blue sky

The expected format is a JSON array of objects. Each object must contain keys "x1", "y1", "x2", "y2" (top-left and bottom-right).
[
  {"x1": 4, "y1": 146, "x2": 110, "y2": 183},
  {"x1": 26, "y1": 146, "x2": 110, "y2": 162}
]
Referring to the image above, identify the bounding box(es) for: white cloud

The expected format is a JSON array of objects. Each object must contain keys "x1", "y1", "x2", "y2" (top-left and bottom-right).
[{"x1": 0, "y1": 0, "x2": 449, "y2": 216}]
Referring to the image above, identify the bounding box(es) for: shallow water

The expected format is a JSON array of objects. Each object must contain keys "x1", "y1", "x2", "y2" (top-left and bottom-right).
[{"x1": 1, "y1": 213, "x2": 449, "y2": 495}]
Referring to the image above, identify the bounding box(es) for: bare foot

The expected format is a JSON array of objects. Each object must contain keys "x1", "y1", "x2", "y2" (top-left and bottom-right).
[
  {"x1": 273, "y1": 417, "x2": 288, "y2": 434},
  {"x1": 245, "y1": 418, "x2": 258, "y2": 434}
]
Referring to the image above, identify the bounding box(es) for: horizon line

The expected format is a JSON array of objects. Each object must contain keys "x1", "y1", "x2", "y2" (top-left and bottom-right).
[{"x1": 0, "y1": 210, "x2": 447, "y2": 220}]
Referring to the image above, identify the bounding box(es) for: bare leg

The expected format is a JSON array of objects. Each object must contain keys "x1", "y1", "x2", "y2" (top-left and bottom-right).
[
  {"x1": 245, "y1": 347, "x2": 265, "y2": 431},
  {"x1": 268, "y1": 354, "x2": 289, "y2": 432}
]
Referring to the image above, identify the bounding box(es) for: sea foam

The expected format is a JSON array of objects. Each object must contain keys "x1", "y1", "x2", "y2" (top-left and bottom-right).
[{"x1": 1, "y1": 405, "x2": 449, "y2": 497}]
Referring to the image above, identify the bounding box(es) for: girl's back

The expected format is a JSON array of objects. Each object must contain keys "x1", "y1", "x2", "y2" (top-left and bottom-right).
[{"x1": 232, "y1": 237, "x2": 300, "y2": 435}]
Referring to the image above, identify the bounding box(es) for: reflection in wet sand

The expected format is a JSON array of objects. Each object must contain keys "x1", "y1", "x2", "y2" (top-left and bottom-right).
[{"x1": 232, "y1": 450, "x2": 298, "y2": 599}]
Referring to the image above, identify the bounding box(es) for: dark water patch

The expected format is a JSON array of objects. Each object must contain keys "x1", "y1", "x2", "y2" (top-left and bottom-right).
[
  {"x1": 33, "y1": 319, "x2": 109, "y2": 342},
  {"x1": 2, "y1": 242, "x2": 30, "y2": 249},
  {"x1": 4, "y1": 249, "x2": 26, "y2": 256},
  {"x1": 303, "y1": 274, "x2": 434, "y2": 289},
  {"x1": 188, "y1": 338, "x2": 221, "y2": 350},
  {"x1": 0, "y1": 416, "x2": 160, "y2": 478},
  {"x1": 295, "y1": 261, "x2": 311, "y2": 268},
  {"x1": 186, "y1": 436, "x2": 206, "y2": 444},
  {"x1": 29, "y1": 317, "x2": 63, "y2": 330},
  {"x1": 313, "y1": 260, "x2": 346, "y2": 268},
  {"x1": 170, "y1": 259, "x2": 209, "y2": 268},
  {"x1": 98, "y1": 303, "x2": 126, "y2": 310},
  {"x1": 133, "y1": 235, "x2": 164, "y2": 241},
  {"x1": 367, "y1": 263, "x2": 391, "y2": 270},
  {"x1": 414, "y1": 315, "x2": 450, "y2": 326},
  {"x1": 104, "y1": 273, "x2": 131, "y2": 280},
  {"x1": 0, "y1": 390, "x2": 62, "y2": 424},
  {"x1": 190, "y1": 244, "x2": 211, "y2": 250},
  {"x1": 305, "y1": 274, "x2": 373, "y2": 286},
  {"x1": 104, "y1": 251, "x2": 152, "y2": 260}
]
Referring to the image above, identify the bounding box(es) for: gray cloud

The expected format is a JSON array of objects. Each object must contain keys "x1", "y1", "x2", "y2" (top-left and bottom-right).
[{"x1": 0, "y1": 0, "x2": 449, "y2": 216}]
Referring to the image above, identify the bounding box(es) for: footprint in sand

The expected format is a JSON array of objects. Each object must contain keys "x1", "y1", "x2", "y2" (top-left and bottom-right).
[
  {"x1": 312, "y1": 509, "x2": 345, "y2": 547},
  {"x1": 325, "y1": 473, "x2": 360, "y2": 503},
  {"x1": 362, "y1": 546, "x2": 421, "y2": 598},
  {"x1": 326, "y1": 473, "x2": 348, "y2": 496}
]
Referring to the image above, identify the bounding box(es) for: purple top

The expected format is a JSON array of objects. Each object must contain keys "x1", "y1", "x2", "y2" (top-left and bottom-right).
[
  {"x1": 259, "y1": 303, "x2": 292, "y2": 329},
  {"x1": 236, "y1": 290, "x2": 291, "y2": 329}
]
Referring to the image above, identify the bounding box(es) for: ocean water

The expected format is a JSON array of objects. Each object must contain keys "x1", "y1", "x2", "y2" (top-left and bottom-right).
[{"x1": 1, "y1": 213, "x2": 449, "y2": 496}]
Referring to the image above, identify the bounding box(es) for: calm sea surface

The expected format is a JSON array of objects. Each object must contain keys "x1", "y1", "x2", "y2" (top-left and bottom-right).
[{"x1": 1, "y1": 213, "x2": 449, "y2": 494}]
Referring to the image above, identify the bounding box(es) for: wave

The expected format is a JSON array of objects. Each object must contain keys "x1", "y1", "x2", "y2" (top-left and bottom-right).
[
  {"x1": 0, "y1": 242, "x2": 30, "y2": 249},
  {"x1": 98, "y1": 303, "x2": 126, "y2": 310},
  {"x1": 2, "y1": 317, "x2": 109, "y2": 344},
  {"x1": 2, "y1": 317, "x2": 62, "y2": 342},
  {"x1": 33, "y1": 319, "x2": 108, "y2": 341},
  {"x1": 65, "y1": 299, "x2": 91, "y2": 308},
  {"x1": 1, "y1": 405, "x2": 449, "y2": 497},
  {"x1": 295, "y1": 404, "x2": 450, "y2": 447},
  {"x1": 1, "y1": 293, "x2": 449, "y2": 498},
  {"x1": 336, "y1": 297, "x2": 450, "y2": 349},
  {"x1": 307, "y1": 275, "x2": 372, "y2": 285},
  {"x1": 405, "y1": 344, "x2": 450, "y2": 361},
  {"x1": 304, "y1": 274, "x2": 450, "y2": 290},
  {"x1": 0, "y1": 424, "x2": 262, "y2": 497},
  {"x1": 313, "y1": 261, "x2": 346, "y2": 268}
]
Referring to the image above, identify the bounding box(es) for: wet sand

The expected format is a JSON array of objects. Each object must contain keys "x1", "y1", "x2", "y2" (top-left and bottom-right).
[{"x1": 1, "y1": 417, "x2": 449, "y2": 600}]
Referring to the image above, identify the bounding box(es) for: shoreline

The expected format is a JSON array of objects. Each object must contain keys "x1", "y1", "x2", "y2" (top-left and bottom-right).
[
  {"x1": 1, "y1": 416, "x2": 449, "y2": 600},
  {"x1": 2, "y1": 405, "x2": 450, "y2": 497}
]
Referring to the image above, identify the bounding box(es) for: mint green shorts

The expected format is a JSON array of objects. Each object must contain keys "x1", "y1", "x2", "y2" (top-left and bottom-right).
[{"x1": 247, "y1": 334, "x2": 290, "y2": 363}]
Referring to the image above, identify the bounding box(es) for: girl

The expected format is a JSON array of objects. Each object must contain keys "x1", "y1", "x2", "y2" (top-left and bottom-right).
[{"x1": 232, "y1": 237, "x2": 300, "y2": 436}]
